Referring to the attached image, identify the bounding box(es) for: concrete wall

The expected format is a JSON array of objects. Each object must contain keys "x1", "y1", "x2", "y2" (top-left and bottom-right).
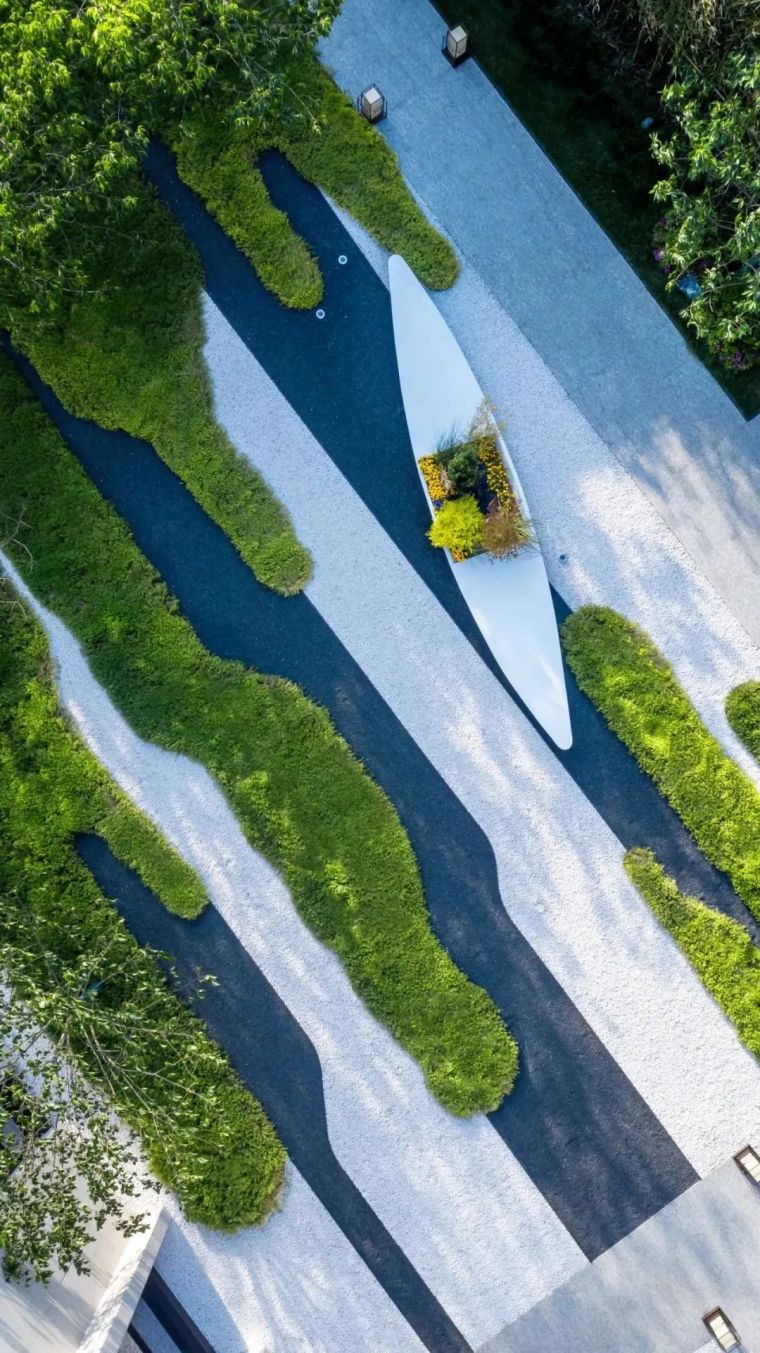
[{"x1": 0, "y1": 1201, "x2": 166, "y2": 1353}]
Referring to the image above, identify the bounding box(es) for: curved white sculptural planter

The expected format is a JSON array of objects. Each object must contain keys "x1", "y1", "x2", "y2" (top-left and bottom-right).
[{"x1": 389, "y1": 255, "x2": 572, "y2": 750}]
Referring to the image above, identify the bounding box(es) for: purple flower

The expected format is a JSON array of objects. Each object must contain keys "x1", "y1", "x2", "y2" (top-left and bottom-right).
[{"x1": 652, "y1": 247, "x2": 664, "y2": 262}]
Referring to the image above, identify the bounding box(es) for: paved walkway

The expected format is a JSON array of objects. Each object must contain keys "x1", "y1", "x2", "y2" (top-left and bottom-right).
[
  {"x1": 481, "y1": 1160, "x2": 760, "y2": 1353},
  {"x1": 322, "y1": 0, "x2": 760, "y2": 646}
]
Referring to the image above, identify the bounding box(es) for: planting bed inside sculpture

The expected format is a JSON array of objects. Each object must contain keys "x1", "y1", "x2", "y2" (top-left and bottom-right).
[{"x1": 420, "y1": 404, "x2": 534, "y2": 564}]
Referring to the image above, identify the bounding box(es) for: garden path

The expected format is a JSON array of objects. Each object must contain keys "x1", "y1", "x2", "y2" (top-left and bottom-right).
[
  {"x1": 0, "y1": 557, "x2": 580, "y2": 1352},
  {"x1": 323, "y1": 0, "x2": 760, "y2": 647},
  {"x1": 5, "y1": 344, "x2": 698, "y2": 1266}
]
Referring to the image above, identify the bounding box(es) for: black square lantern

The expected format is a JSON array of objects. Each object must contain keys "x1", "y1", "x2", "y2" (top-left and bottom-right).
[
  {"x1": 704, "y1": 1308, "x2": 742, "y2": 1351},
  {"x1": 357, "y1": 85, "x2": 387, "y2": 124},
  {"x1": 442, "y1": 24, "x2": 470, "y2": 66}
]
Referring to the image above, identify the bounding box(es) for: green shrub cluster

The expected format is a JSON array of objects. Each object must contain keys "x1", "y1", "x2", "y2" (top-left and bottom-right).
[
  {"x1": 0, "y1": 356, "x2": 517, "y2": 1116},
  {"x1": 0, "y1": 590, "x2": 286, "y2": 1229},
  {"x1": 428, "y1": 495, "x2": 484, "y2": 555},
  {"x1": 10, "y1": 188, "x2": 312, "y2": 598},
  {"x1": 726, "y1": 681, "x2": 760, "y2": 763},
  {"x1": 173, "y1": 57, "x2": 459, "y2": 303},
  {"x1": 562, "y1": 605, "x2": 760, "y2": 918},
  {"x1": 173, "y1": 114, "x2": 323, "y2": 310},
  {"x1": 625, "y1": 847, "x2": 760, "y2": 1060}
]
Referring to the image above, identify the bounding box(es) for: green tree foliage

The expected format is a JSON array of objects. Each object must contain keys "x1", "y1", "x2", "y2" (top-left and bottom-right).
[
  {"x1": 588, "y1": 0, "x2": 758, "y2": 68},
  {"x1": 1, "y1": 977, "x2": 156, "y2": 1285},
  {"x1": 0, "y1": 0, "x2": 339, "y2": 318},
  {"x1": 651, "y1": 49, "x2": 760, "y2": 365}
]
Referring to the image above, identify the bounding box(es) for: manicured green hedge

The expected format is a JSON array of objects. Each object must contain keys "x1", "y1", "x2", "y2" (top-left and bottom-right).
[
  {"x1": 0, "y1": 356, "x2": 517, "y2": 1116},
  {"x1": 0, "y1": 591, "x2": 285, "y2": 1228},
  {"x1": 10, "y1": 188, "x2": 311, "y2": 597},
  {"x1": 726, "y1": 683, "x2": 760, "y2": 764},
  {"x1": 174, "y1": 113, "x2": 323, "y2": 310},
  {"x1": 173, "y1": 58, "x2": 458, "y2": 303},
  {"x1": 562, "y1": 605, "x2": 760, "y2": 919},
  {"x1": 625, "y1": 848, "x2": 760, "y2": 1060}
]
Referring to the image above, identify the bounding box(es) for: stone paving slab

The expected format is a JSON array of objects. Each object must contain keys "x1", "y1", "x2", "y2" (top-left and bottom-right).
[
  {"x1": 479, "y1": 1159, "x2": 760, "y2": 1353},
  {"x1": 322, "y1": 0, "x2": 760, "y2": 645}
]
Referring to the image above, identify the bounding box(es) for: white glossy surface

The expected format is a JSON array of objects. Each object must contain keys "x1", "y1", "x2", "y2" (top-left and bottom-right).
[{"x1": 388, "y1": 255, "x2": 572, "y2": 750}]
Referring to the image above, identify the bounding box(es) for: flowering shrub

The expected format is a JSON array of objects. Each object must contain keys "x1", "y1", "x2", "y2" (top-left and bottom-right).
[
  {"x1": 418, "y1": 455, "x2": 452, "y2": 504},
  {"x1": 479, "y1": 440, "x2": 519, "y2": 514},
  {"x1": 427, "y1": 495, "x2": 484, "y2": 557}
]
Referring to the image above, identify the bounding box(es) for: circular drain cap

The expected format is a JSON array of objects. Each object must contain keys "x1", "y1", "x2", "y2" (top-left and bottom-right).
[
  {"x1": 338, "y1": 254, "x2": 348, "y2": 265},
  {"x1": 316, "y1": 308, "x2": 326, "y2": 320}
]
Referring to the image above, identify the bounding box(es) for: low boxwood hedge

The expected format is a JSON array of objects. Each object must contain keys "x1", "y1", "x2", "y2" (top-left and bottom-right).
[
  {"x1": 0, "y1": 356, "x2": 517, "y2": 1116},
  {"x1": 625, "y1": 847, "x2": 760, "y2": 1061},
  {"x1": 562, "y1": 605, "x2": 760, "y2": 919},
  {"x1": 0, "y1": 591, "x2": 285, "y2": 1229}
]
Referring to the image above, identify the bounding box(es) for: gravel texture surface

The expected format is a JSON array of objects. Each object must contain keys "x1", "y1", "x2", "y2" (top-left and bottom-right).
[
  {"x1": 326, "y1": 204, "x2": 760, "y2": 791},
  {"x1": 201, "y1": 291, "x2": 760, "y2": 1182},
  {"x1": 0, "y1": 556, "x2": 584, "y2": 1348},
  {"x1": 321, "y1": 0, "x2": 760, "y2": 648},
  {"x1": 136, "y1": 1166, "x2": 428, "y2": 1353}
]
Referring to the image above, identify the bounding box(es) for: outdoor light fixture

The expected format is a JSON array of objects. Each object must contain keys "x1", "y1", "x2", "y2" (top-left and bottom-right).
[
  {"x1": 357, "y1": 85, "x2": 386, "y2": 124},
  {"x1": 735, "y1": 1144, "x2": 760, "y2": 1185},
  {"x1": 704, "y1": 1308, "x2": 741, "y2": 1351},
  {"x1": 442, "y1": 24, "x2": 470, "y2": 66}
]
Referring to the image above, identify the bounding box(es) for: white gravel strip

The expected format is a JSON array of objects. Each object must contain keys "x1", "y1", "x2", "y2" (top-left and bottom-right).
[
  {"x1": 200, "y1": 292, "x2": 760, "y2": 1180},
  {"x1": 133, "y1": 1166, "x2": 427, "y2": 1353},
  {"x1": 0, "y1": 556, "x2": 584, "y2": 1349}
]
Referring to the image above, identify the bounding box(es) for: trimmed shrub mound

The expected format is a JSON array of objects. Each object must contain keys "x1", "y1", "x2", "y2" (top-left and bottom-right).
[
  {"x1": 562, "y1": 605, "x2": 760, "y2": 919},
  {"x1": 0, "y1": 591, "x2": 285, "y2": 1229},
  {"x1": 625, "y1": 848, "x2": 760, "y2": 1060},
  {"x1": 173, "y1": 56, "x2": 459, "y2": 303},
  {"x1": 0, "y1": 356, "x2": 518, "y2": 1117},
  {"x1": 726, "y1": 683, "x2": 760, "y2": 765},
  {"x1": 10, "y1": 188, "x2": 311, "y2": 599},
  {"x1": 173, "y1": 114, "x2": 323, "y2": 310}
]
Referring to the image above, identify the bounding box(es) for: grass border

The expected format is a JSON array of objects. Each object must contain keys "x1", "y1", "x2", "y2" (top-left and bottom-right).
[
  {"x1": 563, "y1": 605, "x2": 760, "y2": 919},
  {"x1": 0, "y1": 585, "x2": 286, "y2": 1229},
  {"x1": 625, "y1": 847, "x2": 760, "y2": 1061}
]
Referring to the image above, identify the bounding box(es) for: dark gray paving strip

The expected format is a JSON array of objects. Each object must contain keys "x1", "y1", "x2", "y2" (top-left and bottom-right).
[
  {"x1": 79, "y1": 835, "x2": 471, "y2": 1353},
  {"x1": 142, "y1": 1269, "x2": 215, "y2": 1353},
  {"x1": 141, "y1": 142, "x2": 760, "y2": 950},
  {"x1": 6, "y1": 337, "x2": 695, "y2": 1261}
]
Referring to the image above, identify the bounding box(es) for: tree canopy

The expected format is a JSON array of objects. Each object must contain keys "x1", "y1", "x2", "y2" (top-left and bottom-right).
[
  {"x1": 652, "y1": 48, "x2": 759, "y2": 364},
  {"x1": 0, "y1": 0, "x2": 339, "y2": 318}
]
